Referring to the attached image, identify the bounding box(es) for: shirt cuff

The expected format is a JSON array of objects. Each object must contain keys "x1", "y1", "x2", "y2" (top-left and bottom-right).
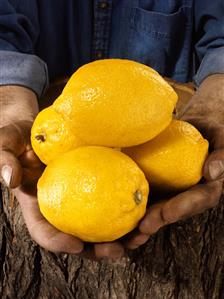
[
  {"x1": 0, "y1": 50, "x2": 49, "y2": 98},
  {"x1": 194, "y1": 47, "x2": 224, "y2": 86}
]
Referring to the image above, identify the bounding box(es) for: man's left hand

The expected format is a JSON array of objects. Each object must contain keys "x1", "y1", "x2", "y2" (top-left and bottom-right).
[{"x1": 123, "y1": 74, "x2": 224, "y2": 250}]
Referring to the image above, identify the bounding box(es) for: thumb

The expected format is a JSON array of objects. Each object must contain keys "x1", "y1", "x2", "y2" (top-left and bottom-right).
[
  {"x1": 203, "y1": 149, "x2": 224, "y2": 181},
  {"x1": 180, "y1": 118, "x2": 224, "y2": 181},
  {"x1": 0, "y1": 151, "x2": 23, "y2": 188},
  {"x1": 0, "y1": 122, "x2": 30, "y2": 188},
  {"x1": 201, "y1": 124, "x2": 224, "y2": 181}
]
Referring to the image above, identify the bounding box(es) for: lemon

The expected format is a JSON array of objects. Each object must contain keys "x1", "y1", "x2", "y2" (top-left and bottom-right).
[
  {"x1": 31, "y1": 107, "x2": 84, "y2": 164},
  {"x1": 37, "y1": 146, "x2": 149, "y2": 242},
  {"x1": 53, "y1": 59, "x2": 177, "y2": 147},
  {"x1": 123, "y1": 120, "x2": 209, "y2": 192}
]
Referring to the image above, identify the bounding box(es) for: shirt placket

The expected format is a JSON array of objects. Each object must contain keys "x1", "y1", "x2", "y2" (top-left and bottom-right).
[{"x1": 92, "y1": 0, "x2": 113, "y2": 60}]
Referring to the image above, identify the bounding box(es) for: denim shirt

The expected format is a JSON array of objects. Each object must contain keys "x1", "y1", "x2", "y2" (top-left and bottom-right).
[{"x1": 0, "y1": 0, "x2": 224, "y2": 98}]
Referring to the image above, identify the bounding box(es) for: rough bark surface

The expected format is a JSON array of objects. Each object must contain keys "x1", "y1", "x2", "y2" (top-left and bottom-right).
[{"x1": 0, "y1": 82, "x2": 223, "y2": 299}]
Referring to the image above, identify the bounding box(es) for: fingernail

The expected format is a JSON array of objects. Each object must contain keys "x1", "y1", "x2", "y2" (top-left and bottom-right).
[
  {"x1": 209, "y1": 160, "x2": 224, "y2": 180},
  {"x1": 1, "y1": 165, "x2": 12, "y2": 187}
]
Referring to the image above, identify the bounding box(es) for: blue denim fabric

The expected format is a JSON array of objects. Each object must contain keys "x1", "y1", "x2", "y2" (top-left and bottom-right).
[
  {"x1": 0, "y1": 51, "x2": 48, "y2": 96},
  {"x1": 0, "y1": 0, "x2": 224, "y2": 98}
]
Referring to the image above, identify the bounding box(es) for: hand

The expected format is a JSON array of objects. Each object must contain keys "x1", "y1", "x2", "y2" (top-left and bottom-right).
[
  {"x1": 13, "y1": 187, "x2": 125, "y2": 259},
  {"x1": 0, "y1": 86, "x2": 124, "y2": 260},
  {"x1": 0, "y1": 86, "x2": 42, "y2": 192},
  {"x1": 123, "y1": 74, "x2": 224, "y2": 250}
]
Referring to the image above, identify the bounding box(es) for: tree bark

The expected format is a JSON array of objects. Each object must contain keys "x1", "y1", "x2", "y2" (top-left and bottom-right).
[{"x1": 0, "y1": 81, "x2": 223, "y2": 299}]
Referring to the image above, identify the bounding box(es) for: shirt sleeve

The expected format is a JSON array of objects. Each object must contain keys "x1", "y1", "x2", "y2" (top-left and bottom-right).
[
  {"x1": 194, "y1": 0, "x2": 224, "y2": 86},
  {"x1": 0, "y1": 0, "x2": 48, "y2": 98}
]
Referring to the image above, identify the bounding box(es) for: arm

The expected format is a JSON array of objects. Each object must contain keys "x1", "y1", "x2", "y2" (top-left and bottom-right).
[
  {"x1": 124, "y1": 75, "x2": 224, "y2": 250},
  {"x1": 0, "y1": 0, "x2": 48, "y2": 97},
  {"x1": 0, "y1": 2, "x2": 85, "y2": 256},
  {"x1": 193, "y1": 0, "x2": 224, "y2": 86},
  {"x1": 124, "y1": 1, "x2": 224, "y2": 250},
  {"x1": 0, "y1": 2, "x2": 124, "y2": 260},
  {"x1": 0, "y1": 85, "x2": 84, "y2": 254}
]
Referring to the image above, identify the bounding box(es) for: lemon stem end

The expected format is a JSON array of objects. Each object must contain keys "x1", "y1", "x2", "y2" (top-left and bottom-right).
[
  {"x1": 35, "y1": 134, "x2": 46, "y2": 142},
  {"x1": 134, "y1": 190, "x2": 143, "y2": 205}
]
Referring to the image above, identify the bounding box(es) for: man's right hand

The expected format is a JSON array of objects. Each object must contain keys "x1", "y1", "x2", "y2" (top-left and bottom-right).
[
  {"x1": 0, "y1": 85, "x2": 42, "y2": 192},
  {"x1": 0, "y1": 86, "x2": 85, "y2": 254},
  {"x1": 0, "y1": 119, "x2": 44, "y2": 192},
  {"x1": 0, "y1": 85, "x2": 124, "y2": 259}
]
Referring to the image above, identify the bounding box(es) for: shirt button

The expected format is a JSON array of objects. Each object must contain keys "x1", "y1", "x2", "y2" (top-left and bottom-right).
[
  {"x1": 98, "y1": 2, "x2": 110, "y2": 9},
  {"x1": 96, "y1": 51, "x2": 103, "y2": 59}
]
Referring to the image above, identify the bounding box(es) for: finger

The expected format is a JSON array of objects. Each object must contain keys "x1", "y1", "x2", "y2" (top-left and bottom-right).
[
  {"x1": 0, "y1": 148, "x2": 44, "y2": 190},
  {"x1": 139, "y1": 181, "x2": 223, "y2": 235},
  {"x1": 139, "y1": 202, "x2": 169, "y2": 235},
  {"x1": 203, "y1": 149, "x2": 224, "y2": 181},
  {"x1": 0, "y1": 122, "x2": 31, "y2": 155},
  {"x1": 0, "y1": 122, "x2": 32, "y2": 188},
  {"x1": 94, "y1": 241, "x2": 125, "y2": 260},
  {"x1": 161, "y1": 181, "x2": 222, "y2": 222},
  {"x1": 0, "y1": 150, "x2": 23, "y2": 188},
  {"x1": 14, "y1": 188, "x2": 84, "y2": 254},
  {"x1": 19, "y1": 148, "x2": 45, "y2": 194},
  {"x1": 123, "y1": 230, "x2": 150, "y2": 250},
  {"x1": 19, "y1": 146, "x2": 43, "y2": 168},
  {"x1": 0, "y1": 124, "x2": 25, "y2": 157}
]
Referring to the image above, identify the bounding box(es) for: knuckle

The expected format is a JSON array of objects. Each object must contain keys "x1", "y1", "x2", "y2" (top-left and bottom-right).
[
  {"x1": 208, "y1": 194, "x2": 220, "y2": 208},
  {"x1": 28, "y1": 223, "x2": 57, "y2": 252},
  {"x1": 139, "y1": 220, "x2": 150, "y2": 234},
  {"x1": 29, "y1": 231, "x2": 48, "y2": 250},
  {"x1": 134, "y1": 233, "x2": 149, "y2": 246},
  {"x1": 206, "y1": 182, "x2": 222, "y2": 208},
  {"x1": 43, "y1": 238, "x2": 59, "y2": 252},
  {"x1": 160, "y1": 208, "x2": 169, "y2": 224},
  {"x1": 158, "y1": 197, "x2": 182, "y2": 224}
]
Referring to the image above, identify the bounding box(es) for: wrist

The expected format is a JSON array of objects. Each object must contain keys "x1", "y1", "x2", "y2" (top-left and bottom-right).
[
  {"x1": 181, "y1": 74, "x2": 224, "y2": 124},
  {"x1": 0, "y1": 85, "x2": 39, "y2": 127},
  {"x1": 198, "y1": 74, "x2": 224, "y2": 99}
]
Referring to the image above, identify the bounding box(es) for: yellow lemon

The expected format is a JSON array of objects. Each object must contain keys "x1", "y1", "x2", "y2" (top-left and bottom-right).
[
  {"x1": 123, "y1": 120, "x2": 209, "y2": 192},
  {"x1": 53, "y1": 59, "x2": 177, "y2": 147},
  {"x1": 37, "y1": 146, "x2": 149, "y2": 242},
  {"x1": 31, "y1": 106, "x2": 84, "y2": 164}
]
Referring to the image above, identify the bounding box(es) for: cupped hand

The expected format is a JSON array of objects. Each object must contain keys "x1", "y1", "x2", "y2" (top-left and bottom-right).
[
  {"x1": 0, "y1": 119, "x2": 82, "y2": 255},
  {"x1": 123, "y1": 74, "x2": 224, "y2": 250},
  {"x1": 13, "y1": 187, "x2": 124, "y2": 259},
  {"x1": 0, "y1": 120, "x2": 44, "y2": 193},
  {"x1": 5, "y1": 155, "x2": 123, "y2": 259},
  {"x1": 0, "y1": 86, "x2": 124, "y2": 260}
]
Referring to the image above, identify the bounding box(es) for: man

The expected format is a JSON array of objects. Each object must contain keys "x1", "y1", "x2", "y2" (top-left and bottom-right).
[{"x1": 0, "y1": 0, "x2": 223, "y2": 260}]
